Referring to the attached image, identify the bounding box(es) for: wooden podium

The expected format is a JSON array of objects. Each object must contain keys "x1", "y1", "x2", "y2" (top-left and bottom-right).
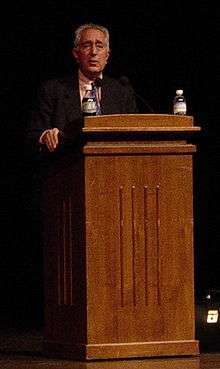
[{"x1": 42, "y1": 114, "x2": 200, "y2": 360}]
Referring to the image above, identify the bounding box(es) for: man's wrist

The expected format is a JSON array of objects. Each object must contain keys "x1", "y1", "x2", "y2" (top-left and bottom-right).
[{"x1": 39, "y1": 130, "x2": 50, "y2": 144}]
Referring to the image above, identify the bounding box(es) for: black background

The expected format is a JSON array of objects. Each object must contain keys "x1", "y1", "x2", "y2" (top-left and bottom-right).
[{"x1": 1, "y1": 2, "x2": 220, "y2": 329}]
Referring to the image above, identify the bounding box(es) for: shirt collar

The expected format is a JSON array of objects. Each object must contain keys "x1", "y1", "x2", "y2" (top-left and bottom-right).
[{"x1": 78, "y1": 70, "x2": 103, "y2": 89}]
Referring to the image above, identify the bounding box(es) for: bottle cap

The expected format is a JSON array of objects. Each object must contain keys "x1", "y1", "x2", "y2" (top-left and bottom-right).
[{"x1": 176, "y1": 89, "x2": 183, "y2": 95}]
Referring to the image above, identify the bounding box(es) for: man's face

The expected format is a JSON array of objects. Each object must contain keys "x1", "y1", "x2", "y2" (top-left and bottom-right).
[{"x1": 73, "y1": 28, "x2": 110, "y2": 79}]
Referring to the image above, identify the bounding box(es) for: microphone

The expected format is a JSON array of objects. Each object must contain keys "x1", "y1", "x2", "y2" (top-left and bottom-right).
[
  {"x1": 94, "y1": 77, "x2": 103, "y2": 88},
  {"x1": 119, "y1": 76, "x2": 154, "y2": 113}
]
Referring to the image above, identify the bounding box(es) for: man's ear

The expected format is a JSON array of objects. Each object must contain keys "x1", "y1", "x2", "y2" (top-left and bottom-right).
[
  {"x1": 106, "y1": 49, "x2": 111, "y2": 64},
  {"x1": 72, "y1": 48, "x2": 79, "y2": 63}
]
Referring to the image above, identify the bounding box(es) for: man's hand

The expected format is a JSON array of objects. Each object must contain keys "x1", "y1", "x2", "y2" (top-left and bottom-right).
[{"x1": 40, "y1": 128, "x2": 60, "y2": 152}]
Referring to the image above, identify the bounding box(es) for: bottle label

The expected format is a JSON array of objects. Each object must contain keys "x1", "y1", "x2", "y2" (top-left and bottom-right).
[
  {"x1": 174, "y1": 102, "x2": 187, "y2": 115},
  {"x1": 82, "y1": 98, "x2": 97, "y2": 115}
]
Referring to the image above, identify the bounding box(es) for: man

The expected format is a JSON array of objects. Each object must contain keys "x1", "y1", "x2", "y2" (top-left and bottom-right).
[
  {"x1": 25, "y1": 24, "x2": 137, "y2": 323},
  {"x1": 27, "y1": 23, "x2": 137, "y2": 153}
]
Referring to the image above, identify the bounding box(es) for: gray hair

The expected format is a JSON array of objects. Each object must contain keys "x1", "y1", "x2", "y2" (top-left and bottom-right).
[{"x1": 73, "y1": 23, "x2": 110, "y2": 51}]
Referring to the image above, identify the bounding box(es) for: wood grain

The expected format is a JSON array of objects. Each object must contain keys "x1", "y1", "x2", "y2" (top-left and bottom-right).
[{"x1": 42, "y1": 114, "x2": 200, "y2": 360}]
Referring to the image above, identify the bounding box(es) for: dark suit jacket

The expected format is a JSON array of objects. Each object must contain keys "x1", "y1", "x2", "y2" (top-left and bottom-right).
[{"x1": 27, "y1": 72, "x2": 137, "y2": 149}]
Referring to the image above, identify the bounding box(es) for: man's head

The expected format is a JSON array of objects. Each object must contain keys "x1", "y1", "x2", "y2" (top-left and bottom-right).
[{"x1": 72, "y1": 23, "x2": 110, "y2": 80}]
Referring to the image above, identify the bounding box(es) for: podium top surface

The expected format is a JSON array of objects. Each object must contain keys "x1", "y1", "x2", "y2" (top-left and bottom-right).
[{"x1": 83, "y1": 114, "x2": 201, "y2": 133}]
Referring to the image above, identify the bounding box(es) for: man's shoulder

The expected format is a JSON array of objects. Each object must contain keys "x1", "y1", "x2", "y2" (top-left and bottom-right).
[
  {"x1": 102, "y1": 75, "x2": 129, "y2": 93},
  {"x1": 103, "y1": 75, "x2": 121, "y2": 87},
  {"x1": 40, "y1": 74, "x2": 76, "y2": 90},
  {"x1": 35, "y1": 74, "x2": 78, "y2": 100}
]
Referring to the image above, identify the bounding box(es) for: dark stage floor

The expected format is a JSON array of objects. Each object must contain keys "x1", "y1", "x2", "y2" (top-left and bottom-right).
[{"x1": 0, "y1": 329, "x2": 219, "y2": 369}]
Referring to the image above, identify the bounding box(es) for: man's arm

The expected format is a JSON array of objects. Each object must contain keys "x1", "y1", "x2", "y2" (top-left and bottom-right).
[{"x1": 26, "y1": 80, "x2": 61, "y2": 152}]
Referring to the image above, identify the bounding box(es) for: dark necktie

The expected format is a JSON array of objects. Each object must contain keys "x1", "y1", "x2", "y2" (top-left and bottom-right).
[{"x1": 91, "y1": 83, "x2": 102, "y2": 115}]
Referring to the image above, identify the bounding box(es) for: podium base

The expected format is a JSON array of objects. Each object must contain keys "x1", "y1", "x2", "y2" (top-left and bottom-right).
[{"x1": 44, "y1": 339, "x2": 199, "y2": 360}]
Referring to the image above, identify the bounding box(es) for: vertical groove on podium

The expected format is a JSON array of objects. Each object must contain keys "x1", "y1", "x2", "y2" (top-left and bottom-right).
[
  {"x1": 156, "y1": 185, "x2": 161, "y2": 305},
  {"x1": 119, "y1": 186, "x2": 124, "y2": 308},
  {"x1": 67, "y1": 196, "x2": 73, "y2": 306},
  {"x1": 131, "y1": 185, "x2": 137, "y2": 307},
  {"x1": 58, "y1": 197, "x2": 73, "y2": 306},
  {"x1": 57, "y1": 199, "x2": 61, "y2": 306},
  {"x1": 144, "y1": 185, "x2": 148, "y2": 305}
]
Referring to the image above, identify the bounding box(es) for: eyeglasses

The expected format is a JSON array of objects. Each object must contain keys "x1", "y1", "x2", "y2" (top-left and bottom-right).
[{"x1": 78, "y1": 41, "x2": 107, "y2": 53}]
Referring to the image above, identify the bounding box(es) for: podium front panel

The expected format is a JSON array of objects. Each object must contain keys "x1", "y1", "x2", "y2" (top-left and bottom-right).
[{"x1": 85, "y1": 154, "x2": 195, "y2": 345}]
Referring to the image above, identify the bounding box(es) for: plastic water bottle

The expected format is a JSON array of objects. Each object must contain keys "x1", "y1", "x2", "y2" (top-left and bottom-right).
[
  {"x1": 173, "y1": 89, "x2": 187, "y2": 115},
  {"x1": 82, "y1": 87, "x2": 97, "y2": 116}
]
